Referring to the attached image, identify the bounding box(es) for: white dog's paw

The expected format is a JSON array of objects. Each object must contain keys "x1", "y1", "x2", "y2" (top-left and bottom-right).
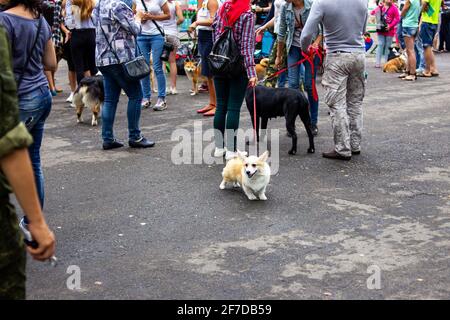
[
  {"x1": 259, "y1": 194, "x2": 267, "y2": 201},
  {"x1": 91, "y1": 116, "x2": 98, "y2": 126},
  {"x1": 219, "y1": 181, "x2": 226, "y2": 190},
  {"x1": 233, "y1": 182, "x2": 240, "y2": 188},
  {"x1": 77, "y1": 117, "x2": 83, "y2": 124},
  {"x1": 246, "y1": 193, "x2": 258, "y2": 200}
]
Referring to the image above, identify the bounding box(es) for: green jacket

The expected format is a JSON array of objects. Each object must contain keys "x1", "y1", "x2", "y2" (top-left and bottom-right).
[{"x1": 0, "y1": 25, "x2": 33, "y2": 199}]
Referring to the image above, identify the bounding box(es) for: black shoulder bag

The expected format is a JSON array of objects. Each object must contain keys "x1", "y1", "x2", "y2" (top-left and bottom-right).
[
  {"x1": 98, "y1": 3, "x2": 149, "y2": 81},
  {"x1": 376, "y1": 5, "x2": 391, "y2": 33},
  {"x1": 139, "y1": 0, "x2": 174, "y2": 61},
  {"x1": 17, "y1": 16, "x2": 42, "y2": 88}
]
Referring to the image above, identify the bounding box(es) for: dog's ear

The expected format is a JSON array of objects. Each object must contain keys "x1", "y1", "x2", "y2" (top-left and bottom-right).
[
  {"x1": 258, "y1": 151, "x2": 269, "y2": 162},
  {"x1": 237, "y1": 150, "x2": 247, "y2": 160}
]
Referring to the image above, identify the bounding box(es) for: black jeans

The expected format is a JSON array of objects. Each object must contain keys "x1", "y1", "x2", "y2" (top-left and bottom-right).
[
  {"x1": 439, "y1": 12, "x2": 450, "y2": 51},
  {"x1": 70, "y1": 28, "x2": 97, "y2": 83}
]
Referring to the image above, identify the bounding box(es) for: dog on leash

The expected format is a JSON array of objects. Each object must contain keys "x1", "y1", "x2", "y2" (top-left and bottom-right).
[
  {"x1": 220, "y1": 151, "x2": 271, "y2": 201},
  {"x1": 184, "y1": 60, "x2": 207, "y2": 96},
  {"x1": 73, "y1": 75, "x2": 104, "y2": 126},
  {"x1": 383, "y1": 53, "x2": 407, "y2": 73},
  {"x1": 255, "y1": 58, "x2": 270, "y2": 80},
  {"x1": 245, "y1": 86, "x2": 315, "y2": 155}
]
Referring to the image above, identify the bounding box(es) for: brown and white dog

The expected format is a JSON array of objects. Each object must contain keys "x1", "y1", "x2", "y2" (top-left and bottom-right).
[
  {"x1": 73, "y1": 75, "x2": 104, "y2": 126},
  {"x1": 184, "y1": 60, "x2": 207, "y2": 96},
  {"x1": 383, "y1": 53, "x2": 407, "y2": 73}
]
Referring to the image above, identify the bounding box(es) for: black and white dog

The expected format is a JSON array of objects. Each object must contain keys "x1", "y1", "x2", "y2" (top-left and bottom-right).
[
  {"x1": 73, "y1": 75, "x2": 104, "y2": 126},
  {"x1": 245, "y1": 86, "x2": 315, "y2": 155}
]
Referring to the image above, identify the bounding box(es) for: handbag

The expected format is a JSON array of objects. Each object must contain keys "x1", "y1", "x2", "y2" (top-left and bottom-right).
[
  {"x1": 376, "y1": 5, "x2": 391, "y2": 33},
  {"x1": 139, "y1": 0, "x2": 174, "y2": 62},
  {"x1": 17, "y1": 16, "x2": 42, "y2": 87},
  {"x1": 98, "y1": 13, "x2": 150, "y2": 81}
]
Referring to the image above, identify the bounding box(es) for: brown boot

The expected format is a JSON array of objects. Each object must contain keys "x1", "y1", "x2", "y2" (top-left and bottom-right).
[{"x1": 322, "y1": 150, "x2": 351, "y2": 161}]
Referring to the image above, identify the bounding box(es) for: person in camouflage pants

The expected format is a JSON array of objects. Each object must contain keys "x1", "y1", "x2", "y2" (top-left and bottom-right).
[
  {"x1": 0, "y1": 25, "x2": 56, "y2": 300},
  {"x1": 263, "y1": 40, "x2": 287, "y2": 88}
]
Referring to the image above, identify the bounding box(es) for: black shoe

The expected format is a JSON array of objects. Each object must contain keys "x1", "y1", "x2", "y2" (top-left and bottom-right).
[
  {"x1": 311, "y1": 124, "x2": 318, "y2": 136},
  {"x1": 352, "y1": 150, "x2": 361, "y2": 155},
  {"x1": 103, "y1": 140, "x2": 124, "y2": 150},
  {"x1": 129, "y1": 137, "x2": 155, "y2": 148},
  {"x1": 322, "y1": 150, "x2": 351, "y2": 161}
]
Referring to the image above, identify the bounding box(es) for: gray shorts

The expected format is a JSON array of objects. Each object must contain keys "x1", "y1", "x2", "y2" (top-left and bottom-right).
[{"x1": 166, "y1": 34, "x2": 181, "y2": 51}]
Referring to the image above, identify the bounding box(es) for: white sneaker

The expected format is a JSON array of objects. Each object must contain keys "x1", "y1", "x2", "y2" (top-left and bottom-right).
[
  {"x1": 153, "y1": 98, "x2": 167, "y2": 111},
  {"x1": 170, "y1": 87, "x2": 177, "y2": 95},
  {"x1": 214, "y1": 147, "x2": 226, "y2": 157},
  {"x1": 66, "y1": 92, "x2": 74, "y2": 103}
]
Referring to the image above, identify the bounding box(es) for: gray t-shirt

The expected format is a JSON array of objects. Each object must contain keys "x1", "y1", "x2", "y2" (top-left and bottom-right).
[
  {"x1": 300, "y1": 0, "x2": 368, "y2": 53},
  {"x1": 0, "y1": 13, "x2": 51, "y2": 96},
  {"x1": 292, "y1": 7, "x2": 305, "y2": 48}
]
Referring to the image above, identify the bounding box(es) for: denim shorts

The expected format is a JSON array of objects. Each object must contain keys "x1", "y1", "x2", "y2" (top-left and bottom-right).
[
  {"x1": 402, "y1": 26, "x2": 418, "y2": 38},
  {"x1": 420, "y1": 22, "x2": 438, "y2": 47}
]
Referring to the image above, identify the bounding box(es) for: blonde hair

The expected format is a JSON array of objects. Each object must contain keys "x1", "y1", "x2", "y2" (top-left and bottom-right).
[{"x1": 72, "y1": 0, "x2": 95, "y2": 21}]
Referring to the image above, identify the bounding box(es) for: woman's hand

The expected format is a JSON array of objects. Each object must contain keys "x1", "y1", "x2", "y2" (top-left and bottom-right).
[
  {"x1": 275, "y1": 56, "x2": 283, "y2": 70},
  {"x1": 256, "y1": 24, "x2": 266, "y2": 36},
  {"x1": 248, "y1": 77, "x2": 258, "y2": 87},
  {"x1": 64, "y1": 30, "x2": 71, "y2": 43},
  {"x1": 188, "y1": 21, "x2": 198, "y2": 33},
  {"x1": 27, "y1": 220, "x2": 56, "y2": 261}
]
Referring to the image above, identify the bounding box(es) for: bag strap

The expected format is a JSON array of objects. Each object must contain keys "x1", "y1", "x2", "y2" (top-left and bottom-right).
[
  {"x1": 139, "y1": 0, "x2": 165, "y2": 37},
  {"x1": 17, "y1": 16, "x2": 42, "y2": 88}
]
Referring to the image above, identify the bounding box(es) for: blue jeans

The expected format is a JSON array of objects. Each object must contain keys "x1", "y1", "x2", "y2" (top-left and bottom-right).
[
  {"x1": 397, "y1": 19, "x2": 405, "y2": 49},
  {"x1": 420, "y1": 22, "x2": 438, "y2": 48},
  {"x1": 415, "y1": 34, "x2": 426, "y2": 71},
  {"x1": 98, "y1": 64, "x2": 143, "y2": 143},
  {"x1": 137, "y1": 34, "x2": 166, "y2": 100},
  {"x1": 287, "y1": 46, "x2": 319, "y2": 125},
  {"x1": 376, "y1": 34, "x2": 393, "y2": 65},
  {"x1": 18, "y1": 86, "x2": 52, "y2": 208}
]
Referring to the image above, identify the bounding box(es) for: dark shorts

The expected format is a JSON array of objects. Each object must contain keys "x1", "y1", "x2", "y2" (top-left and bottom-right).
[
  {"x1": 420, "y1": 22, "x2": 438, "y2": 47},
  {"x1": 62, "y1": 37, "x2": 75, "y2": 71},
  {"x1": 198, "y1": 29, "x2": 213, "y2": 77}
]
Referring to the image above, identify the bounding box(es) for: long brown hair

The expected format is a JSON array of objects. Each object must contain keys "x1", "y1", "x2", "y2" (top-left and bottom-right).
[{"x1": 72, "y1": 0, "x2": 95, "y2": 21}]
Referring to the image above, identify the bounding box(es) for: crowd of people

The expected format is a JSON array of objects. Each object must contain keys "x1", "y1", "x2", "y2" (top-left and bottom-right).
[
  {"x1": 371, "y1": 0, "x2": 449, "y2": 80},
  {"x1": 0, "y1": 0, "x2": 448, "y2": 299}
]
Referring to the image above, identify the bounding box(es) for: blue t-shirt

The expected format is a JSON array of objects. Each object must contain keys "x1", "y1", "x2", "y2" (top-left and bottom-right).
[{"x1": 0, "y1": 13, "x2": 51, "y2": 96}]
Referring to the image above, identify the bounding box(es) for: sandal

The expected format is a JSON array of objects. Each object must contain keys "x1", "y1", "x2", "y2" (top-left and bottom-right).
[
  {"x1": 421, "y1": 72, "x2": 433, "y2": 78},
  {"x1": 197, "y1": 104, "x2": 215, "y2": 113},
  {"x1": 203, "y1": 107, "x2": 216, "y2": 117},
  {"x1": 431, "y1": 72, "x2": 440, "y2": 77}
]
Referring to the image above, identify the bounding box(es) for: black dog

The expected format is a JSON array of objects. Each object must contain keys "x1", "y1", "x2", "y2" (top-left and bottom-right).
[{"x1": 245, "y1": 86, "x2": 315, "y2": 155}]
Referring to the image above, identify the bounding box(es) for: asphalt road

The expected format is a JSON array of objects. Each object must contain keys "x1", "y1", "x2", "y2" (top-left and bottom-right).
[{"x1": 24, "y1": 54, "x2": 450, "y2": 299}]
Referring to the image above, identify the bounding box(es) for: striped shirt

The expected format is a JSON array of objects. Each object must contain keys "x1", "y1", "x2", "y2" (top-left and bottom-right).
[{"x1": 212, "y1": 3, "x2": 257, "y2": 79}]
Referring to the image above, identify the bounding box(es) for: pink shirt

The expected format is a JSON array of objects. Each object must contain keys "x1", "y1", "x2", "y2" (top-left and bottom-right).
[{"x1": 371, "y1": 3, "x2": 400, "y2": 37}]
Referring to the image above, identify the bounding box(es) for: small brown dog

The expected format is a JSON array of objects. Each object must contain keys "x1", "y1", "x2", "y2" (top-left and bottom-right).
[
  {"x1": 256, "y1": 58, "x2": 270, "y2": 80},
  {"x1": 184, "y1": 60, "x2": 207, "y2": 96},
  {"x1": 73, "y1": 75, "x2": 104, "y2": 126},
  {"x1": 383, "y1": 54, "x2": 407, "y2": 73}
]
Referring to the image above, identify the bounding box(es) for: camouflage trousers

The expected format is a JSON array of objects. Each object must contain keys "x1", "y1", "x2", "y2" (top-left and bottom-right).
[
  {"x1": 322, "y1": 52, "x2": 366, "y2": 157},
  {"x1": 263, "y1": 41, "x2": 287, "y2": 88},
  {"x1": 0, "y1": 199, "x2": 26, "y2": 300}
]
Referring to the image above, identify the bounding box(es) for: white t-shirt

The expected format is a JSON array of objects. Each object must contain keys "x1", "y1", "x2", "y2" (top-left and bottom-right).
[
  {"x1": 162, "y1": 0, "x2": 178, "y2": 36},
  {"x1": 136, "y1": 0, "x2": 167, "y2": 35}
]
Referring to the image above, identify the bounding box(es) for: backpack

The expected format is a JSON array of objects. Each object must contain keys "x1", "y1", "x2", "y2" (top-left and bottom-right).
[{"x1": 207, "y1": 26, "x2": 244, "y2": 78}]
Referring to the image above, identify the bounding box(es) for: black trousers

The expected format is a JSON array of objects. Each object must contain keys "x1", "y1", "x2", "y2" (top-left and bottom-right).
[
  {"x1": 70, "y1": 28, "x2": 98, "y2": 83},
  {"x1": 439, "y1": 12, "x2": 450, "y2": 51}
]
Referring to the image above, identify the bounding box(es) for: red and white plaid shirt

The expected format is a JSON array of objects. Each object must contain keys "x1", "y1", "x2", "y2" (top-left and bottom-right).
[{"x1": 212, "y1": 3, "x2": 257, "y2": 79}]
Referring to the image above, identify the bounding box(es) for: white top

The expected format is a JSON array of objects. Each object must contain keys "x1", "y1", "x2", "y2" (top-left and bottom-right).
[
  {"x1": 197, "y1": 0, "x2": 223, "y2": 31},
  {"x1": 162, "y1": 0, "x2": 178, "y2": 36},
  {"x1": 274, "y1": 0, "x2": 286, "y2": 34},
  {"x1": 136, "y1": 0, "x2": 167, "y2": 35}
]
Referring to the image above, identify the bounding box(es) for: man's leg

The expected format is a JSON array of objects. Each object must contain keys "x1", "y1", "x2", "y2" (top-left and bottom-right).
[
  {"x1": 287, "y1": 46, "x2": 301, "y2": 89},
  {"x1": 322, "y1": 53, "x2": 351, "y2": 157},
  {"x1": 346, "y1": 53, "x2": 366, "y2": 153}
]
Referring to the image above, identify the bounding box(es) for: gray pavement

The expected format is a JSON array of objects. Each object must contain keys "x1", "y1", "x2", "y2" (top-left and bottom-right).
[{"x1": 25, "y1": 54, "x2": 450, "y2": 299}]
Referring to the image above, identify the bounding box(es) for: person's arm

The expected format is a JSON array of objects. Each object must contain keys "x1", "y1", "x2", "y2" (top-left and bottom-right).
[
  {"x1": 401, "y1": 0, "x2": 411, "y2": 18},
  {"x1": 43, "y1": 39, "x2": 57, "y2": 72},
  {"x1": 0, "y1": 149, "x2": 56, "y2": 261},
  {"x1": 113, "y1": 2, "x2": 142, "y2": 35},
  {"x1": 241, "y1": 12, "x2": 257, "y2": 87},
  {"x1": 189, "y1": 0, "x2": 219, "y2": 31},
  {"x1": 141, "y1": 0, "x2": 170, "y2": 22},
  {"x1": 300, "y1": 0, "x2": 323, "y2": 53},
  {"x1": 256, "y1": 16, "x2": 275, "y2": 35},
  {"x1": 422, "y1": 0, "x2": 430, "y2": 13},
  {"x1": 175, "y1": 2, "x2": 185, "y2": 25},
  {"x1": 387, "y1": 5, "x2": 400, "y2": 30}
]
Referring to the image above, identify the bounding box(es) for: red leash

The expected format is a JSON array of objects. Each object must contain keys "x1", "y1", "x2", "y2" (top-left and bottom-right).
[{"x1": 253, "y1": 85, "x2": 257, "y2": 144}]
